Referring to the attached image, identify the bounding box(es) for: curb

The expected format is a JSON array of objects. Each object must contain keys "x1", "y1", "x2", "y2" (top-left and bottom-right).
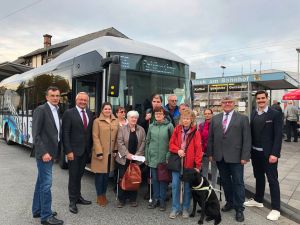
[{"x1": 245, "y1": 183, "x2": 300, "y2": 224}]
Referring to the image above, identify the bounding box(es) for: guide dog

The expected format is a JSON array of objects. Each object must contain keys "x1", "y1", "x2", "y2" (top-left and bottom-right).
[{"x1": 183, "y1": 170, "x2": 221, "y2": 225}]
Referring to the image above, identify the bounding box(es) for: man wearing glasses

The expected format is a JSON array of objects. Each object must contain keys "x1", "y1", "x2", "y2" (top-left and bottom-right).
[
  {"x1": 207, "y1": 95, "x2": 251, "y2": 222},
  {"x1": 164, "y1": 94, "x2": 180, "y2": 126}
]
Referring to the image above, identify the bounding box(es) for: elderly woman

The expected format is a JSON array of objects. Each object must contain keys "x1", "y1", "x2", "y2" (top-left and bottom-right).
[
  {"x1": 115, "y1": 110, "x2": 146, "y2": 208},
  {"x1": 199, "y1": 108, "x2": 219, "y2": 188},
  {"x1": 146, "y1": 106, "x2": 174, "y2": 211},
  {"x1": 115, "y1": 106, "x2": 128, "y2": 127},
  {"x1": 169, "y1": 108, "x2": 203, "y2": 219},
  {"x1": 91, "y1": 102, "x2": 119, "y2": 207}
]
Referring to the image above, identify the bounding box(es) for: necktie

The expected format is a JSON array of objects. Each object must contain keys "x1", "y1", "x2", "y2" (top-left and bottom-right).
[
  {"x1": 82, "y1": 110, "x2": 88, "y2": 129},
  {"x1": 222, "y1": 113, "x2": 229, "y2": 133}
]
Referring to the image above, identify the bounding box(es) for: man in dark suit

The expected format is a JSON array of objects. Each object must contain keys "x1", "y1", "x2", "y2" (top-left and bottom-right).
[
  {"x1": 32, "y1": 86, "x2": 64, "y2": 225},
  {"x1": 244, "y1": 90, "x2": 283, "y2": 221},
  {"x1": 207, "y1": 95, "x2": 251, "y2": 222},
  {"x1": 62, "y1": 92, "x2": 93, "y2": 214}
]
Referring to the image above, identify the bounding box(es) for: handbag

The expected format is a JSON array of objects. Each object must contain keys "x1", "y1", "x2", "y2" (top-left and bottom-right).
[
  {"x1": 157, "y1": 162, "x2": 171, "y2": 182},
  {"x1": 120, "y1": 162, "x2": 142, "y2": 191},
  {"x1": 167, "y1": 130, "x2": 196, "y2": 172}
]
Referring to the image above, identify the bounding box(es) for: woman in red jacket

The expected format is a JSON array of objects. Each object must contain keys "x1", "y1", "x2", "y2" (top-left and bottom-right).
[{"x1": 168, "y1": 108, "x2": 203, "y2": 219}]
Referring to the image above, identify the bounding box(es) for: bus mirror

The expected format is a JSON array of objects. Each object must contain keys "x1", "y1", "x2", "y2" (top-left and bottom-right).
[{"x1": 107, "y1": 63, "x2": 121, "y2": 97}]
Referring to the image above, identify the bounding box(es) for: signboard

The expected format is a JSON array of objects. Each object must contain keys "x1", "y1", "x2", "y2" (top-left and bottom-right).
[
  {"x1": 209, "y1": 84, "x2": 228, "y2": 92},
  {"x1": 228, "y1": 83, "x2": 248, "y2": 91},
  {"x1": 193, "y1": 85, "x2": 208, "y2": 93}
]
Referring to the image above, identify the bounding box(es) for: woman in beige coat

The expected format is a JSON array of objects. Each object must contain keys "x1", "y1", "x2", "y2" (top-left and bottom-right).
[{"x1": 91, "y1": 102, "x2": 119, "y2": 206}]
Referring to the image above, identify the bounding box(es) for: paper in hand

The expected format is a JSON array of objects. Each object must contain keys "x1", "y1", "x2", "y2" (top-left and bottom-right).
[{"x1": 131, "y1": 155, "x2": 145, "y2": 162}]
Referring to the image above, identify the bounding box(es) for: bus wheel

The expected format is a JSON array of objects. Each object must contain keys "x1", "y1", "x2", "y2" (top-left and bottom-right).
[
  {"x1": 59, "y1": 148, "x2": 68, "y2": 169},
  {"x1": 4, "y1": 126, "x2": 13, "y2": 145}
]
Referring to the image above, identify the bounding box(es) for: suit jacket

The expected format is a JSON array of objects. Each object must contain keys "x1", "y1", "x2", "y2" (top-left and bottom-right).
[
  {"x1": 32, "y1": 103, "x2": 61, "y2": 159},
  {"x1": 250, "y1": 108, "x2": 283, "y2": 158},
  {"x1": 62, "y1": 107, "x2": 94, "y2": 157},
  {"x1": 207, "y1": 111, "x2": 251, "y2": 163}
]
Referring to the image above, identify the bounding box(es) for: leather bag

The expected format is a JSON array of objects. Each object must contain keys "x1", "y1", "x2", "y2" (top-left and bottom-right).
[
  {"x1": 157, "y1": 162, "x2": 171, "y2": 182},
  {"x1": 120, "y1": 162, "x2": 142, "y2": 191}
]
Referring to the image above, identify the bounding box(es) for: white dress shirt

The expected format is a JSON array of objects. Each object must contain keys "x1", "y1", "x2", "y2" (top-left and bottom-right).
[
  {"x1": 257, "y1": 106, "x2": 269, "y2": 115},
  {"x1": 76, "y1": 106, "x2": 89, "y2": 125},
  {"x1": 47, "y1": 102, "x2": 60, "y2": 141},
  {"x1": 222, "y1": 110, "x2": 234, "y2": 132}
]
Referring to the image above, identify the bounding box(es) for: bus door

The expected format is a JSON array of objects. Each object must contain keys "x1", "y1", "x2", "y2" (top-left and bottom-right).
[
  {"x1": 22, "y1": 87, "x2": 34, "y2": 145},
  {"x1": 74, "y1": 73, "x2": 101, "y2": 117}
]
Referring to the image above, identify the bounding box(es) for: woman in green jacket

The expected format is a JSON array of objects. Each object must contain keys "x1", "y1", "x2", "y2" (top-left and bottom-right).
[{"x1": 145, "y1": 106, "x2": 174, "y2": 211}]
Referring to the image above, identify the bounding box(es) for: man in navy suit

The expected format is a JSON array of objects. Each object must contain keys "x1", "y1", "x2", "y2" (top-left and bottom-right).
[
  {"x1": 62, "y1": 92, "x2": 93, "y2": 214},
  {"x1": 32, "y1": 86, "x2": 63, "y2": 225},
  {"x1": 244, "y1": 90, "x2": 283, "y2": 221}
]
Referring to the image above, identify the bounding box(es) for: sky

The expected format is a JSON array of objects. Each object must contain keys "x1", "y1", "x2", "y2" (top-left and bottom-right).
[{"x1": 1, "y1": 0, "x2": 300, "y2": 79}]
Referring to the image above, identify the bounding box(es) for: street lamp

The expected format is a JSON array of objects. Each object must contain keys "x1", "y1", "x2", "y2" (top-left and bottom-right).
[
  {"x1": 220, "y1": 65, "x2": 226, "y2": 77},
  {"x1": 296, "y1": 48, "x2": 300, "y2": 88}
]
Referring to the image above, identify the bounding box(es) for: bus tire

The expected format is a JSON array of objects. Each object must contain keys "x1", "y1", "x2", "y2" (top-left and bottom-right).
[
  {"x1": 4, "y1": 125, "x2": 13, "y2": 145},
  {"x1": 59, "y1": 148, "x2": 68, "y2": 169}
]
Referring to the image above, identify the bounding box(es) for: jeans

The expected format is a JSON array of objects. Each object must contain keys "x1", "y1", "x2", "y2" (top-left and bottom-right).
[
  {"x1": 216, "y1": 160, "x2": 245, "y2": 212},
  {"x1": 32, "y1": 159, "x2": 53, "y2": 221},
  {"x1": 151, "y1": 167, "x2": 168, "y2": 204},
  {"x1": 171, "y1": 171, "x2": 190, "y2": 212},
  {"x1": 202, "y1": 156, "x2": 219, "y2": 188},
  {"x1": 95, "y1": 173, "x2": 109, "y2": 196},
  {"x1": 251, "y1": 150, "x2": 280, "y2": 210}
]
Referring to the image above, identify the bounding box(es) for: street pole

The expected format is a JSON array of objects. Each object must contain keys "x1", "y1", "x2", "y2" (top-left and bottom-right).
[
  {"x1": 221, "y1": 65, "x2": 226, "y2": 77},
  {"x1": 297, "y1": 48, "x2": 300, "y2": 88}
]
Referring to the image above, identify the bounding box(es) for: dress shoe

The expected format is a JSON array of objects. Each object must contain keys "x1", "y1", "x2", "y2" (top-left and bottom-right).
[
  {"x1": 221, "y1": 203, "x2": 233, "y2": 212},
  {"x1": 33, "y1": 211, "x2": 57, "y2": 218},
  {"x1": 236, "y1": 211, "x2": 245, "y2": 222},
  {"x1": 77, "y1": 196, "x2": 91, "y2": 205},
  {"x1": 69, "y1": 202, "x2": 78, "y2": 214},
  {"x1": 284, "y1": 139, "x2": 291, "y2": 142},
  {"x1": 41, "y1": 216, "x2": 63, "y2": 225}
]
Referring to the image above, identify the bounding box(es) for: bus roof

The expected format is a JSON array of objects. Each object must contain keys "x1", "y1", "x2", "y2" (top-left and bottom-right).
[{"x1": 1, "y1": 36, "x2": 188, "y2": 85}]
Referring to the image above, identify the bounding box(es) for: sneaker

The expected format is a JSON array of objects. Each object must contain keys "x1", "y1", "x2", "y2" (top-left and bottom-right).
[
  {"x1": 159, "y1": 201, "x2": 166, "y2": 211},
  {"x1": 267, "y1": 210, "x2": 280, "y2": 221},
  {"x1": 182, "y1": 209, "x2": 189, "y2": 218},
  {"x1": 244, "y1": 198, "x2": 264, "y2": 208},
  {"x1": 169, "y1": 210, "x2": 180, "y2": 219}
]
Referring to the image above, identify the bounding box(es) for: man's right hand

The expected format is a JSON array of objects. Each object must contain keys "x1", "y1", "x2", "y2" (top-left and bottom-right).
[
  {"x1": 145, "y1": 113, "x2": 152, "y2": 121},
  {"x1": 67, "y1": 152, "x2": 74, "y2": 161},
  {"x1": 42, "y1": 153, "x2": 52, "y2": 162}
]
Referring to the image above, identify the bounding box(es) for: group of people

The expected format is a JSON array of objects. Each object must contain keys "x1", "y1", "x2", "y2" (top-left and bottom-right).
[{"x1": 31, "y1": 87, "x2": 284, "y2": 225}]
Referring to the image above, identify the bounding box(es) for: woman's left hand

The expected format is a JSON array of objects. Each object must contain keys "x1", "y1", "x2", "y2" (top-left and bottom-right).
[{"x1": 194, "y1": 168, "x2": 200, "y2": 173}]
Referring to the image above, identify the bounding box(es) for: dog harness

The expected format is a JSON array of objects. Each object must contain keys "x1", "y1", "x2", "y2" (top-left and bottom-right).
[{"x1": 192, "y1": 177, "x2": 213, "y2": 201}]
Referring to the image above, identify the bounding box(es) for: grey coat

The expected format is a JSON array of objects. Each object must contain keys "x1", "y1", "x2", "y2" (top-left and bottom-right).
[
  {"x1": 206, "y1": 111, "x2": 251, "y2": 163},
  {"x1": 115, "y1": 124, "x2": 146, "y2": 165},
  {"x1": 32, "y1": 103, "x2": 61, "y2": 159}
]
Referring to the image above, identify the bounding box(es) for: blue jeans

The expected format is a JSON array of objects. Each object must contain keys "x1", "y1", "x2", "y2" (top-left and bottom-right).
[
  {"x1": 95, "y1": 173, "x2": 109, "y2": 196},
  {"x1": 216, "y1": 160, "x2": 245, "y2": 211},
  {"x1": 151, "y1": 168, "x2": 168, "y2": 203},
  {"x1": 171, "y1": 171, "x2": 190, "y2": 212},
  {"x1": 32, "y1": 159, "x2": 53, "y2": 221}
]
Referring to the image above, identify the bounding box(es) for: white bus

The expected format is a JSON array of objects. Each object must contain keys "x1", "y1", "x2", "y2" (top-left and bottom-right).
[{"x1": 0, "y1": 36, "x2": 191, "y2": 167}]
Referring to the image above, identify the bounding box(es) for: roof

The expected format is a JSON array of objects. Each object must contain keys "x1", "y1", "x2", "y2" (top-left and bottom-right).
[
  {"x1": 1, "y1": 36, "x2": 188, "y2": 85},
  {"x1": 0, "y1": 62, "x2": 32, "y2": 82},
  {"x1": 14, "y1": 27, "x2": 128, "y2": 62}
]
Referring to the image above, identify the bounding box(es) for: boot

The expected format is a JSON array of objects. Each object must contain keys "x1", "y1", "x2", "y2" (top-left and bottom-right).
[
  {"x1": 97, "y1": 195, "x2": 105, "y2": 207},
  {"x1": 102, "y1": 195, "x2": 108, "y2": 206}
]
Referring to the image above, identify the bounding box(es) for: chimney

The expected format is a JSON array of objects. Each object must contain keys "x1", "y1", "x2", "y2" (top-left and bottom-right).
[{"x1": 43, "y1": 34, "x2": 52, "y2": 48}]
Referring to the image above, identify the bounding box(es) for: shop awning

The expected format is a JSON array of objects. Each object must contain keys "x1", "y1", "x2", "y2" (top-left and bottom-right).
[
  {"x1": 0, "y1": 62, "x2": 32, "y2": 82},
  {"x1": 282, "y1": 89, "x2": 300, "y2": 100}
]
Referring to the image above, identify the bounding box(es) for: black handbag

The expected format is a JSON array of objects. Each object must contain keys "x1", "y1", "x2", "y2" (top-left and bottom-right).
[{"x1": 167, "y1": 130, "x2": 196, "y2": 172}]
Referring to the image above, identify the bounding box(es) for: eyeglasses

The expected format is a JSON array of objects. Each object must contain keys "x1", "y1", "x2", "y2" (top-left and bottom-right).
[
  {"x1": 170, "y1": 99, "x2": 177, "y2": 102},
  {"x1": 119, "y1": 111, "x2": 125, "y2": 113},
  {"x1": 221, "y1": 101, "x2": 234, "y2": 105}
]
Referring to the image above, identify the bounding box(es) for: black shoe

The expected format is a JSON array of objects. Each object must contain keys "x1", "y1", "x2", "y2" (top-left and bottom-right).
[
  {"x1": 69, "y1": 202, "x2": 78, "y2": 214},
  {"x1": 294, "y1": 140, "x2": 298, "y2": 142},
  {"x1": 33, "y1": 211, "x2": 57, "y2": 218},
  {"x1": 148, "y1": 199, "x2": 159, "y2": 209},
  {"x1": 77, "y1": 196, "x2": 92, "y2": 205},
  {"x1": 41, "y1": 216, "x2": 63, "y2": 225},
  {"x1": 236, "y1": 211, "x2": 245, "y2": 222},
  {"x1": 221, "y1": 203, "x2": 233, "y2": 212},
  {"x1": 284, "y1": 139, "x2": 291, "y2": 142},
  {"x1": 159, "y1": 201, "x2": 166, "y2": 211}
]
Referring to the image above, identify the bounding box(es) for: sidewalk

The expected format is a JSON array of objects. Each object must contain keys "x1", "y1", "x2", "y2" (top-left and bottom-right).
[{"x1": 244, "y1": 141, "x2": 300, "y2": 223}]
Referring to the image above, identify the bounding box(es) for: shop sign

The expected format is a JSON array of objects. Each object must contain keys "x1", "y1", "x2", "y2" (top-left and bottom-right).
[
  {"x1": 209, "y1": 84, "x2": 228, "y2": 92},
  {"x1": 193, "y1": 85, "x2": 208, "y2": 93},
  {"x1": 228, "y1": 83, "x2": 248, "y2": 91}
]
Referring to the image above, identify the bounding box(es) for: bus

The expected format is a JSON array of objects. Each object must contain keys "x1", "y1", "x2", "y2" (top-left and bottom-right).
[{"x1": 0, "y1": 36, "x2": 191, "y2": 168}]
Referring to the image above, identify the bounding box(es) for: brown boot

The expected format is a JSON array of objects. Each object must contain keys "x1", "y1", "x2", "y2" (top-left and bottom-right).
[
  {"x1": 102, "y1": 195, "x2": 108, "y2": 206},
  {"x1": 97, "y1": 195, "x2": 105, "y2": 206}
]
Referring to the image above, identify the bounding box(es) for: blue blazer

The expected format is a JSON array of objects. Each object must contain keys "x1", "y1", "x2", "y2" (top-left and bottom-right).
[{"x1": 250, "y1": 107, "x2": 283, "y2": 158}]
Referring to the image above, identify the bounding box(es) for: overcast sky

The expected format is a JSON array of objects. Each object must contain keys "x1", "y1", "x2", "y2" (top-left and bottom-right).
[{"x1": 1, "y1": 0, "x2": 300, "y2": 78}]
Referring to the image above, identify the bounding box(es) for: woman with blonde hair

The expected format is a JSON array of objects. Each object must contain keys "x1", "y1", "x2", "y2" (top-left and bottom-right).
[
  {"x1": 168, "y1": 108, "x2": 203, "y2": 219},
  {"x1": 91, "y1": 102, "x2": 119, "y2": 206}
]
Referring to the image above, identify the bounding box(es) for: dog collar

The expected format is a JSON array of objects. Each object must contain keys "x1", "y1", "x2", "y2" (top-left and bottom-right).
[{"x1": 191, "y1": 177, "x2": 203, "y2": 190}]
